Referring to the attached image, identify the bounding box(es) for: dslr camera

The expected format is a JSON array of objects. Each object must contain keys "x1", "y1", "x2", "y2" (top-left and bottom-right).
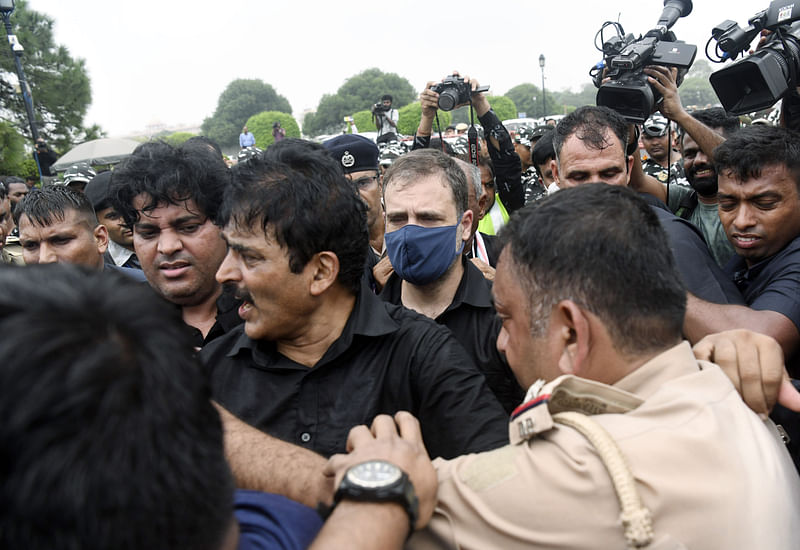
[
  {"x1": 592, "y1": 0, "x2": 697, "y2": 123},
  {"x1": 429, "y1": 75, "x2": 490, "y2": 111},
  {"x1": 372, "y1": 102, "x2": 390, "y2": 114},
  {"x1": 708, "y1": 0, "x2": 800, "y2": 114}
]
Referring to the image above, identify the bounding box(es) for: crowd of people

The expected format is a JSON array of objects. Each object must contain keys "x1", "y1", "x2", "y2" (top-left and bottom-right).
[{"x1": 1, "y1": 59, "x2": 800, "y2": 549}]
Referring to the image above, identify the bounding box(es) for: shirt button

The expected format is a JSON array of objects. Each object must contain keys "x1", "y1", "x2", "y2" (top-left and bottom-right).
[{"x1": 300, "y1": 432, "x2": 311, "y2": 443}]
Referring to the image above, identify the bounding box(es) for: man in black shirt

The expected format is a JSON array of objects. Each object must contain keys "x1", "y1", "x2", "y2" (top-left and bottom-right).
[
  {"x1": 111, "y1": 140, "x2": 241, "y2": 348},
  {"x1": 201, "y1": 139, "x2": 508, "y2": 459},
  {"x1": 683, "y1": 126, "x2": 800, "y2": 376},
  {"x1": 379, "y1": 149, "x2": 524, "y2": 414}
]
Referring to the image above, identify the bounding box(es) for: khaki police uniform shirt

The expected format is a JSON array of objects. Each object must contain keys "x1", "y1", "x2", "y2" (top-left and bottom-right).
[{"x1": 410, "y1": 342, "x2": 800, "y2": 549}]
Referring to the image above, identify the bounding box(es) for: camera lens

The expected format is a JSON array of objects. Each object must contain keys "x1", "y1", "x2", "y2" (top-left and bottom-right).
[{"x1": 438, "y1": 89, "x2": 459, "y2": 111}]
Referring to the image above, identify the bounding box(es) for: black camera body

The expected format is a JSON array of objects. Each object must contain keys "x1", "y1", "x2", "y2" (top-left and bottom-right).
[
  {"x1": 372, "y1": 102, "x2": 390, "y2": 115},
  {"x1": 592, "y1": 1, "x2": 696, "y2": 123},
  {"x1": 429, "y1": 75, "x2": 490, "y2": 111},
  {"x1": 709, "y1": 0, "x2": 800, "y2": 114}
]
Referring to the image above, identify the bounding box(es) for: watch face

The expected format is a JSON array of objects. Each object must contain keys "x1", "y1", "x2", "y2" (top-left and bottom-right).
[{"x1": 346, "y1": 460, "x2": 402, "y2": 488}]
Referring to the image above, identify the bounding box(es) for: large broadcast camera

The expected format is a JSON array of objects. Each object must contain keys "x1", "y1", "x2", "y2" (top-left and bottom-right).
[
  {"x1": 429, "y1": 75, "x2": 490, "y2": 111},
  {"x1": 708, "y1": 0, "x2": 800, "y2": 114},
  {"x1": 591, "y1": 0, "x2": 697, "y2": 123}
]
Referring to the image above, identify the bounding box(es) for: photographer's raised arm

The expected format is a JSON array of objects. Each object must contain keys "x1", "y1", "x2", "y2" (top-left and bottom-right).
[
  {"x1": 412, "y1": 82, "x2": 439, "y2": 150},
  {"x1": 646, "y1": 65, "x2": 726, "y2": 158},
  {"x1": 459, "y1": 74, "x2": 525, "y2": 212},
  {"x1": 630, "y1": 66, "x2": 727, "y2": 204},
  {"x1": 684, "y1": 294, "x2": 800, "y2": 364}
]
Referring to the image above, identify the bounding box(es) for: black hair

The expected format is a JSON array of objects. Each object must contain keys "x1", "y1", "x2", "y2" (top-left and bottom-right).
[
  {"x1": 714, "y1": 125, "x2": 800, "y2": 190},
  {"x1": 531, "y1": 128, "x2": 556, "y2": 167},
  {"x1": 552, "y1": 106, "x2": 629, "y2": 160},
  {"x1": 17, "y1": 185, "x2": 98, "y2": 228},
  {"x1": 382, "y1": 94, "x2": 393, "y2": 102},
  {"x1": 477, "y1": 155, "x2": 495, "y2": 181},
  {"x1": 220, "y1": 138, "x2": 368, "y2": 295},
  {"x1": 111, "y1": 140, "x2": 230, "y2": 228},
  {"x1": 0, "y1": 264, "x2": 234, "y2": 550},
  {"x1": 383, "y1": 148, "x2": 469, "y2": 219},
  {"x1": 499, "y1": 184, "x2": 686, "y2": 355},
  {"x1": 429, "y1": 137, "x2": 455, "y2": 156},
  {"x1": 184, "y1": 135, "x2": 224, "y2": 158},
  {"x1": 685, "y1": 107, "x2": 741, "y2": 139}
]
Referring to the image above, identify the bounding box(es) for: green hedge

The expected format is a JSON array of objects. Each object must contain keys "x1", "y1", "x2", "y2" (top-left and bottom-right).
[
  {"x1": 396, "y1": 102, "x2": 452, "y2": 136},
  {"x1": 247, "y1": 111, "x2": 300, "y2": 148}
]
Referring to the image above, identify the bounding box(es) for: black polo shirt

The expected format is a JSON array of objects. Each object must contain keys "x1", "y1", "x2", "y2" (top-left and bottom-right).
[
  {"x1": 183, "y1": 285, "x2": 244, "y2": 349},
  {"x1": 200, "y1": 285, "x2": 509, "y2": 459},
  {"x1": 726, "y1": 234, "x2": 800, "y2": 375},
  {"x1": 380, "y1": 260, "x2": 525, "y2": 414}
]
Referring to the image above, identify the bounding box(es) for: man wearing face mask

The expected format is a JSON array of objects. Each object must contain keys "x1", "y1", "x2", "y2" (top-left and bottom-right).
[
  {"x1": 201, "y1": 139, "x2": 508, "y2": 461},
  {"x1": 379, "y1": 149, "x2": 525, "y2": 413}
]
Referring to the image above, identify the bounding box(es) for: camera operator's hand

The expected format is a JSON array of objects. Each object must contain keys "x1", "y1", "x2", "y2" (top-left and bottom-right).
[
  {"x1": 449, "y1": 71, "x2": 490, "y2": 117},
  {"x1": 644, "y1": 65, "x2": 687, "y2": 123},
  {"x1": 417, "y1": 82, "x2": 439, "y2": 137}
]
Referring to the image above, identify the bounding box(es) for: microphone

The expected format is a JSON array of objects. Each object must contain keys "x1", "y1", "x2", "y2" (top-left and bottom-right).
[{"x1": 657, "y1": 0, "x2": 693, "y2": 30}]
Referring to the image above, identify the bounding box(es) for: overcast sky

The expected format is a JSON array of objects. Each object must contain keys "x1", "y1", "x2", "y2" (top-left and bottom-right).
[{"x1": 28, "y1": 0, "x2": 761, "y2": 137}]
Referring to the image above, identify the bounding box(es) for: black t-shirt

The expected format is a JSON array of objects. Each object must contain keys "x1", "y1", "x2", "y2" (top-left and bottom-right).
[
  {"x1": 726, "y1": 234, "x2": 800, "y2": 375},
  {"x1": 183, "y1": 286, "x2": 244, "y2": 349},
  {"x1": 380, "y1": 260, "x2": 524, "y2": 414},
  {"x1": 200, "y1": 285, "x2": 509, "y2": 459}
]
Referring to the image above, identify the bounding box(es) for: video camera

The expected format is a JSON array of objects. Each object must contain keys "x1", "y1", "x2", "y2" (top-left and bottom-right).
[
  {"x1": 591, "y1": 0, "x2": 697, "y2": 123},
  {"x1": 429, "y1": 75, "x2": 490, "y2": 111},
  {"x1": 708, "y1": 0, "x2": 800, "y2": 114}
]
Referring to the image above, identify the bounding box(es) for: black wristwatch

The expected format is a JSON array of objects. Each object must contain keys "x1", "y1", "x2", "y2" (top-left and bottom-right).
[{"x1": 331, "y1": 460, "x2": 419, "y2": 536}]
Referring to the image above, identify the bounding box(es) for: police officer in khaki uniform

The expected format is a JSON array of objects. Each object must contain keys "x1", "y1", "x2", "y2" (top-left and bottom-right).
[{"x1": 322, "y1": 184, "x2": 800, "y2": 549}]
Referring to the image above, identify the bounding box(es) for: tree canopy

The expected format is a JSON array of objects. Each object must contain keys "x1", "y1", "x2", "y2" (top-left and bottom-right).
[
  {"x1": 395, "y1": 103, "x2": 451, "y2": 136},
  {"x1": 0, "y1": 0, "x2": 98, "y2": 151},
  {"x1": 676, "y1": 60, "x2": 720, "y2": 109},
  {"x1": 0, "y1": 120, "x2": 25, "y2": 175},
  {"x1": 303, "y1": 68, "x2": 416, "y2": 136},
  {"x1": 202, "y1": 79, "x2": 292, "y2": 149}
]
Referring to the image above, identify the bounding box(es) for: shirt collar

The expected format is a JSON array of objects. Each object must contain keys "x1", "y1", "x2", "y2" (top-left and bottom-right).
[
  {"x1": 444, "y1": 257, "x2": 493, "y2": 313},
  {"x1": 107, "y1": 239, "x2": 134, "y2": 266},
  {"x1": 613, "y1": 341, "x2": 700, "y2": 399},
  {"x1": 728, "y1": 233, "x2": 800, "y2": 292},
  {"x1": 226, "y1": 283, "x2": 400, "y2": 367}
]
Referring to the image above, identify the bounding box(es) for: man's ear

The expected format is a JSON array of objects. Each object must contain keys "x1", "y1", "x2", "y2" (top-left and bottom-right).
[
  {"x1": 94, "y1": 224, "x2": 109, "y2": 255},
  {"x1": 460, "y1": 209, "x2": 473, "y2": 242},
  {"x1": 551, "y1": 158, "x2": 560, "y2": 185},
  {"x1": 625, "y1": 154, "x2": 635, "y2": 185},
  {"x1": 553, "y1": 300, "x2": 592, "y2": 376},
  {"x1": 309, "y1": 251, "x2": 340, "y2": 296}
]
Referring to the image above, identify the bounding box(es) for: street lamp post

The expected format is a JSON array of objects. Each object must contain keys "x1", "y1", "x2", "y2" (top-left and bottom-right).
[
  {"x1": 539, "y1": 54, "x2": 546, "y2": 119},
  {"x1": 0, "y1": 0, "x2": 43, "y2": 178}
]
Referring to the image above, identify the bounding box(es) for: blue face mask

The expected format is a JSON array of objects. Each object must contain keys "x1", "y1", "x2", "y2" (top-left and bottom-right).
[{"x1": 385, "y1": 222, "x2": 465, "y2": 286}]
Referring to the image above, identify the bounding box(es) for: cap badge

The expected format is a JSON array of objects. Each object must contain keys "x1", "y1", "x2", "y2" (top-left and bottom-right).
[{"x1": 341, "y1": 151, "x2": 355, "y2": 168}]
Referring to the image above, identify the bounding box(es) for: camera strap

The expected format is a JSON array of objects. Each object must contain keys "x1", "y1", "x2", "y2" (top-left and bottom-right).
[{"x1": 468, "y1": 97, "x2": 479, "y2": 167}]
